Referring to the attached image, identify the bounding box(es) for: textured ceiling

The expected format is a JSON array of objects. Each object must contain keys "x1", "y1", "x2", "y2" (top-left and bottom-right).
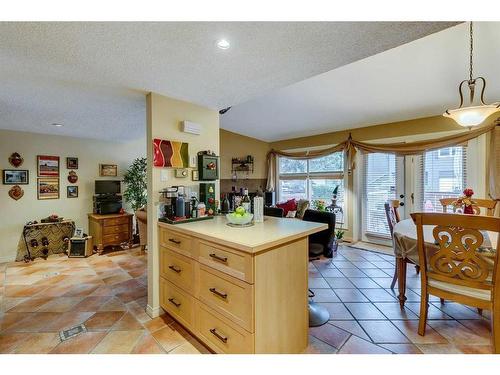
[
  {"x1": 222, "y1": 22, "x2": 500, "y2": 142},
  {"x1": 0, "y1": 22, "x2": 458, "y2": 140}
]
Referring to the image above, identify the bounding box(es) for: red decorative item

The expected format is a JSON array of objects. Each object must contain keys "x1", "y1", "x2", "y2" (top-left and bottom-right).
[
  {"x1": 119, "y1": 208, "x2": 125, "y2": 215},
  {"x1": 453, "y1": 188, "x2": 475, "y2": 214},
  {"x1": 67, "y1": 170, "x2": 78, "y2": 183},
  {"x1": 276, "y1": 199, "x2": 298, "y2": 217},
  {"x1": 8, "y1": 185, "x2": 24, "y2": 200},
  {"x1": 463, "y1": 188, "x2": 474, "y2": 214},
  {"x1": 9, "y1": 152, "x2": 24, "y2": 167}
]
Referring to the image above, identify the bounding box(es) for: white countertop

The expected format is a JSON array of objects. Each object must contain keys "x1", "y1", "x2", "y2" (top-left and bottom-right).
[{"x1": 158, "y1": 216, "x2": 327, "y2": 253}]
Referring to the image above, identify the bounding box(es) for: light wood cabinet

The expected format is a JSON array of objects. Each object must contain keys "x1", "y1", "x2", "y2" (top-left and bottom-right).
[{"x1": 158, "y1": 223, "x2": 311, "y2": 354}]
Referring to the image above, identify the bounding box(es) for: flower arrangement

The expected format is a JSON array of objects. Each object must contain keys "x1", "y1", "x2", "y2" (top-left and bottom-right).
[
  {"x1": 312, "y1": 199, "x2": 326, "y2": 211},
  {"x1": 452, "y1": 188, "x2": 475, "y2": 214}
]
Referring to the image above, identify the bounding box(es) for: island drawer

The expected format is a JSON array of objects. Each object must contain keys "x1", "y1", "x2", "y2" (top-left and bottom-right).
[
  {"x1": 196, "y1": 302, "x2": 253, "y2": 354},
  {"x1": 160, "y1": 278, "x2": 195, "y2": 330},
  {"x1": 198, "y1": 241, "x2": 253, "y2": 283},
  {"x1": 160, "y1": 246, "x2": 195, "y2": 294},
  {"x1": 198, "y1": 264, "x2": 254, "y2": 332},
  {"x1": 159, "y1": 228, "x2": 194, "y2": 257}
]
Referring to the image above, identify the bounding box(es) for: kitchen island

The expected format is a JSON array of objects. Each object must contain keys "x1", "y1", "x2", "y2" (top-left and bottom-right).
[{"x1": 157, "y1": 216, "x2": 327, "y2": 354}]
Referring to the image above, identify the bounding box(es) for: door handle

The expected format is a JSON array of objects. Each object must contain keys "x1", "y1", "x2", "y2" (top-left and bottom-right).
[
  {"x1": 168, "y1": 238, "x2": 181, "y2": 245},
  {"x1": 399, "y1": 194, "x2": 405, "y2": 199}
]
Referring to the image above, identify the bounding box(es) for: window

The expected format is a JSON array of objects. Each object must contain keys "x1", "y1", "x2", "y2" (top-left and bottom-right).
[
  {"x1": 278, "y1": 152, "x2": 345, "y2": 226},
  {"x1": 362, "y1": 153, "x2": 399, "y2": 237},
  {"x1": 419, "y1": 146, "x2": 467, "y2": 212}
]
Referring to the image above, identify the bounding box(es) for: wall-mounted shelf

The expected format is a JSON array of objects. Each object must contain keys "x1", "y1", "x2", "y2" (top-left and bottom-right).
[{"x1": 231, "y1": 157, "x2": 254, "y2": 173}]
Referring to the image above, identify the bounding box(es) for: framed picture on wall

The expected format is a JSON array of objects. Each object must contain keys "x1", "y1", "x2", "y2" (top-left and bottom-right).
[
  {"x1": 67, "y1": 157, "x2": 78, "y2": 169},
  {"x1": 99, "y1": 164, "x2": 118, "y2": 177},
  {"x1": 67, "y1": 186, "x2": 78, "y2": 198},
  {"x1": 3, "y1": 169, "x2": 29, "y2": 185},
  {"x1": 37, "y1": 178, "x2": 60, "y2": 200},
  {"x1": 37, "y1": 155, "x2": 60, "y2": 177}
]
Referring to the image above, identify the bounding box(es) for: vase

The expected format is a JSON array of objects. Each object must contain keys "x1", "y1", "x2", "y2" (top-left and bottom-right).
[{"x1": 463, "y1": 205, "x2": 474, "y2": 214}]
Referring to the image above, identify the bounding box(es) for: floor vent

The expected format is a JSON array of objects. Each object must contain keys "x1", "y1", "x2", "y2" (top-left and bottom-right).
[{"x1": 59, "y1": 324, "x2": 87, "y2": 341}]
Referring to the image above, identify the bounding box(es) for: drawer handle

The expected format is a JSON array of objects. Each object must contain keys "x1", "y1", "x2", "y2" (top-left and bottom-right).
[
  {"x1": 168, "y1": 297, "x2": 181, "y2": 307},
  {"x1": 209, "y1": 328, "x2": 228, "y2": 343},
  {"x1": 209, "y1": 287, "x2": 227, "y2": 299},
  {"x1": 209, "y1": 253, "x2": 228, "y2": 263},
  {"x1": 169, "y1": 238, "x2": 181, "y2": 245},
  {"x1": 168, "y1": 265, "x2": 182, "y2": 273}
]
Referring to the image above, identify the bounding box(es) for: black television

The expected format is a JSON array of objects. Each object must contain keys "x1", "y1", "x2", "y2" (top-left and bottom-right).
[{"x1": 95, "y1": 180, "x2": 121, "y2": 195}]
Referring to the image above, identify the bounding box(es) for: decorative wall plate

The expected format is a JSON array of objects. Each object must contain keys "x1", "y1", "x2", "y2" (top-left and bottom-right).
[
  {"x1": 8, "y1": 185, "x2": 24, "y2": 200},
  {"x1": 9, "y1": 152, "x2": 24, "y2": 167},
  {"x1": 67, "y1": 170, "x2": 78, "y2": 183}
]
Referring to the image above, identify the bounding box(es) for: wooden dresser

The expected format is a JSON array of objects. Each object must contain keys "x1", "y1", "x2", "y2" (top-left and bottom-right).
[
  {"x1": 158, "y1": 217, "x2": 326, "y2": 354},
  {"x1": 88, "y1": 213, "x2": 133, "y2": 254}
]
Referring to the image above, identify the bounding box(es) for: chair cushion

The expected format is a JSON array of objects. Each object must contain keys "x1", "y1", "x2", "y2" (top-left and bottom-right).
[
  {"x1": 296, "y1": 199, "x2": 310, "y2": 219},
  {"x1": 309, "y1": 243, "x2": 324, "y2": 256},
  {"x1": 276, "y1": 199, "x2": 297, "y2": 217},
  {"x1": 428, "y1": 279, "x2": 491, "y2": 301}
]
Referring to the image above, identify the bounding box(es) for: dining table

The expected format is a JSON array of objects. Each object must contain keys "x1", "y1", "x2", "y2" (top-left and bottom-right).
[{"x1": 392, "y1": 218, "x2": 498, "y2": 307}]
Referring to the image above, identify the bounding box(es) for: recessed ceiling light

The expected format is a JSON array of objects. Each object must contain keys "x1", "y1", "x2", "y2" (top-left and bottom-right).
[
  {"x1": 216, "y1": 39, "x2": 230, "y2": 50},
  {"x1": 51, "y1": 123, "x2": 63, "y2": 127}
]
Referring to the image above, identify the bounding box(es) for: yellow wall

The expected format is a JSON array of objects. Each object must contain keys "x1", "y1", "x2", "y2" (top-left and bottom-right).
[
  {"x1": 0, "y1": 129, "x2": 145, "y2": 262},
  {"x1": 220, "y1": 129, "x2": 271, "y2": 180},
  {"x1": 146, "y1": 92, "x2": 219, "y2": 317},
  {"x1": 270, "y1": 115, "x2": 464, "y2": 150}
]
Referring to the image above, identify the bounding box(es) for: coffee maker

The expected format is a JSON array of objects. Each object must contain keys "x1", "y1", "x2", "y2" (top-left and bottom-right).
[{"x1": 160, "y1": 187, "x2": 179, "y2": 220}]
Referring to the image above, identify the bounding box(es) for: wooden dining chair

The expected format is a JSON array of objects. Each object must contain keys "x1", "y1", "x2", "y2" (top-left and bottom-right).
[
  {"x1": 385, "y1": 200, "x2": 419, "y2": 289},
  {"x1": 411, "y1": 212, "x2": 500, "y2": 353},
  {"x1": 440, "y1": 197, "x2": 498, "y2": 216}
]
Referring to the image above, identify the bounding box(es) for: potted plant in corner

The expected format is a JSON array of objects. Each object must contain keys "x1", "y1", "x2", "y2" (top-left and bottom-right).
[
  {"x1": 123, "y1": 157, "x2": 147, "y2": 245},
  {"x1": 332, "y1": 229, "x2": 345, "y2": 253}
]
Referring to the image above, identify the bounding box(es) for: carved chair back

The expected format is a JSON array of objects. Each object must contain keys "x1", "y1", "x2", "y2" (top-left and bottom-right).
[
  {"x1": 439, "y1": 197, "x2": 498, "y2": 217},
  {"x1": 411, "y1": 212, "x2": 500, "y2": 294}
]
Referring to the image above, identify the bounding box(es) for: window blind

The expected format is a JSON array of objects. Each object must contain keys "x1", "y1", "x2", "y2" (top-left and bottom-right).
[
  {"x1": 417, "y1": 146, "x2": 467, "y2": 212},
  {"x1": 362, "y1": 153, "x2": 399, "y2": 238}
]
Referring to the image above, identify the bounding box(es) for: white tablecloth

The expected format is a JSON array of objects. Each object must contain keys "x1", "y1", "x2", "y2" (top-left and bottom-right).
[{"x1": 392, "y1": 218, "x2": 498, "y2": 261}]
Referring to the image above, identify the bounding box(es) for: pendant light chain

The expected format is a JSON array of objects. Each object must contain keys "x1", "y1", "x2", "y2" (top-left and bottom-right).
[{"x1": 469, "y1": 21, "x2": 474, "y2": 83}]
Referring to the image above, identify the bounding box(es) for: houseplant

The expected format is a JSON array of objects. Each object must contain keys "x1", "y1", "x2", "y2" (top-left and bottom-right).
[
  {"x1": 332, "y1": 229, "x2": 345, "y2": 253},
  {"x1": 123, "y1": 157, "x2": 147, "y2": 243}
]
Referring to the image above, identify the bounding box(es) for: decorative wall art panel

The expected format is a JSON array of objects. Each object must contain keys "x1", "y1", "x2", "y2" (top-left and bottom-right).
[
  {"x1": 153, "y1": 139, "x2": 189, "y2": 168},
  {"x1": 37, "y1": 155, "x2": 60, "y2": 177},
  {"x1": 37, "y1": 178, "x2": 60, "y2": 200}
]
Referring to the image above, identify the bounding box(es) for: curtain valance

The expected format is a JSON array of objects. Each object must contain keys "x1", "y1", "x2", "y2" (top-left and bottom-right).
[{"x1": 266, "y1": 121, "x2": 499, "y2": 199}]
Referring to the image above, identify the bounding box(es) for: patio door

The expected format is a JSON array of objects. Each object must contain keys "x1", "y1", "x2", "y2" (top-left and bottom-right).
[{"x1": 361, "y1": 152, "x2": 406, "y2": 244}]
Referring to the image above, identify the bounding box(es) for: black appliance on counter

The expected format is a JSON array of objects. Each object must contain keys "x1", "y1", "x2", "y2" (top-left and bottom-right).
[
  {"x1": 93, "y1": 180, "x2": 122, "y2": 214},
  {"x1": 264, "y1": 191, "x2": 275, "y2": 207}
]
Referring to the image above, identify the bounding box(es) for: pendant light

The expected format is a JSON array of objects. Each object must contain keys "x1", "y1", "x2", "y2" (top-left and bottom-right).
[{"x1": 443, "y1": 22, "x2": 500, "y2": 127}]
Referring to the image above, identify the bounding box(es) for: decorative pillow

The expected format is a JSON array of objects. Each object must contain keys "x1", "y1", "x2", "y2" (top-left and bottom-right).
[
  {"x1": 296, "y1": 199, "x2": 310, "y2": 219},
  {"x1": 286, "y1": 210, "x2": 297, "y2": 218},
  {"x1": 276, "y1": 199, "x2": 297, "y2": 217}
]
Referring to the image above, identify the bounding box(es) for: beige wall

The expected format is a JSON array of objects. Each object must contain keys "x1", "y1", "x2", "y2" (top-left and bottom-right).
[
  {"x1": 220, "y1": 129, "x2": 271, "y2": 180},
  {"x1": 270, "y1": 115, "x2": 464, "y2": 150},
  {"x1": 146, "y1": 92, "x2": 219, "y2": 317},
  {"x1": 0, "y1": 129, "x2": 146, "y2": 262}
]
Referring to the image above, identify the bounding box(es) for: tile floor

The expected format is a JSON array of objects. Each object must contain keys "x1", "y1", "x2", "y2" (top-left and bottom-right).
[
  {"x1": 0, "y1": 247, "x2": 209, "y2": 354},
  {"x1": 0, "y1": 245, "x2": 494, "y2": 354},
  {"x1": 305, "y1": 246, "x2": 494, "y2": 354}
]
